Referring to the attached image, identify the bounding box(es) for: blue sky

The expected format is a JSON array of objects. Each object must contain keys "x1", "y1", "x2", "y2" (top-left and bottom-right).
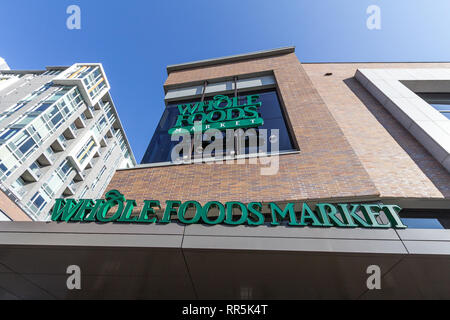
[{"x1": 1, "y1": 0, "x2": 450, "y2": 162}]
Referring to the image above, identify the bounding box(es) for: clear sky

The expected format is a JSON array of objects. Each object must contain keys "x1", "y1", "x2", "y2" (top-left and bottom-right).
[{"x1": 1, "y1": 0, "x2": 450, "y2": 162}]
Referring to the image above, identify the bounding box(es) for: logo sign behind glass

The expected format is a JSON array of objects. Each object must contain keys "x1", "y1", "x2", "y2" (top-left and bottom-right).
[{"x1": 168, "y1": 94, "x2": 264, "y2": 135}]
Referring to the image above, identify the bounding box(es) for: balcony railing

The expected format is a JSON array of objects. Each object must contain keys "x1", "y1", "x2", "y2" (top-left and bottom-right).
[
  {"x1": 58, "y1": 135, "x2": 67, "y2": 148},
  {"x1": 44, "y1": 147, "x2": 56, "y2": 162},
  {"x1": 66, "y1": 180, "x2": 78, "y2": 195},
  {"x1": 29, "y1": 162, "x2": 42, "y2": 180},
  {"x1": 70, "y1": 123, "x2": 78, "y2": 133}
]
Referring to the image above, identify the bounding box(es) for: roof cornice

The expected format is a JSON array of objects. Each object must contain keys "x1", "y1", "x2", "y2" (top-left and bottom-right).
[{"x1": 166, "y1": 46, "x2": 295, "y2": 74}]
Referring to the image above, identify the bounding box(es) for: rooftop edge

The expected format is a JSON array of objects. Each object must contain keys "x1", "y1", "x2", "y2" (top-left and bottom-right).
[{"x1": 166, "y1": 46, "x2": 296, "y2": 74}]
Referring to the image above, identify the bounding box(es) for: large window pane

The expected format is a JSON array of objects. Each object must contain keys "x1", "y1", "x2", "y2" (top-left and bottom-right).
[{"x1": 141, "y1": 88, "x2": 296, "y2": 164}]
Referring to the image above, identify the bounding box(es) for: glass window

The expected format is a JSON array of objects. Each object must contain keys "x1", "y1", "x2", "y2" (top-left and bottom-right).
[
  {"x1": 42, "y1": 173, "x2": 64, "y2": 197},
  {"x1": 18, "y1": 138, "x2": 36, "y2": 156},
  {"x1": 78, "y1": 186, "x2": 88, "y2": 198},
  {"x1": 9, "y1": 102, "x2": 27, "y2": 113},
  {"x1": 45, "y1": 91, "x2": 67, "y2": 103},
  {"x1": 32, "y1": 103, "x2": 53, "y2": 113},
  {"x1": 58, "y1": 160, "x2": 73, "y2": 177},
  {"x1": 0, "y1": 148, "x2": 19, "y2": 180},
  {"x1": 28, "y1": 191, "x2": 51, "y2": 216},
  {"x1": 0, "y1": 163, "x2": 8, "y2": 177},
  {"x1": 10, "y1": 131, "x2": 37, "y2": 158},
  {"x1": 400, "y1": 210, "x2": 450, "y2": 229},
  {"x1": 141, "y1": 88, "x2": 297, "y2": 164},
  {"x1": 0, "y1": 86, "x2": 79, "y2": 163},
  {"x1": 58, "y1": 134, "x2": 68, "y2": 148},
  {"x1": 29, "y1": 161, "x2": 42, "y2": 179},
  {"x1": 50, "y1": 113, "x2": 63, "y2": 126},
  {"x1": 401, "y1": 218, "x2": 444, "y2": 229},
  {"x1": 0, "y1": 128, "x2": 21, "y2": 141},
  {"x1": 10, "y1": 177, "x2": 26, "y2": 198},
  {"x1": 31, "y1": 118, "x2": 51, "y2": 142},
  {"x1": 14, "y1": 114, "x2": 36, "y2": 126},
  {"x1": 76, "y1": 137, "x2": 96, "y2": 164},
  {"x1": 0, "y1": 83, "x2": 52, "y2": 121},
  {"x1": 92, "y1": 166, "x2": 106, "y2": 190},
  {"x1": 417, "y1": 93, "x2": 450, "y2": 120}
]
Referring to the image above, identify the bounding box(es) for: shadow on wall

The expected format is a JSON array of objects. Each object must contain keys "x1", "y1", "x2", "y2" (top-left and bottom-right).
[{"x1": 343, "y1": 77, "x2": 450, "y2": 198}]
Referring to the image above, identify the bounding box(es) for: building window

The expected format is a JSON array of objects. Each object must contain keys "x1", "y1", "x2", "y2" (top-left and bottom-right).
[
  {"x1": 0, "y1": 86, "x2": 84, "y2": 178},
  {"x1": 29, "y1": 161, "x2": 43, "y2": 179},
  {"x1": 400, "y1": 210, "x2": 450, "y2": 229},
  {"x1": 79, "y1": 186, "x2": 89, "y2": 198},
  {"x1": 27, "y1": 191, "x2": 51, "y2": 218},
  {"x1": 0, "y1": 147, "x2": 19, "y2": 181},
  {"x1": 10, "y1": 177, "x2": 27, "y2": 198},
  {"x1": 67, "y1": 65, "x2": 106, "y2": 101},
  {"x1": 8, "y1": 131, "x2": 38, "y2": 159},
  {"x1": 142, "y1": 88, "x2": 297, "y2": 164},
  {"x1": 93, "y1": 115, "x2": 108, "y2": 137},
  {"x1": 76, "y1": 137, "x2": 96, "y2": 165},
  {"x1": 57, "y1": 159, "x2": 74, "y2": 178},
  {"x1": 91, "y1": 166, "x2": 106, "y2": 190},
  {"x1": 0, "y1": 83, "x2": 52, "y2": 122},
  {"x1": 417, "y1": 93, "x2": 450, "y2": 120},
  {"x1": 42, "y1": 173, "x2": 64, "y2": 197}
]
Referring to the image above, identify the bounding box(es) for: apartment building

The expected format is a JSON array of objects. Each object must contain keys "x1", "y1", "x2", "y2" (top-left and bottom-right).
[{"x1": 0, "y1": 62, "x2": 135, "y2": 221}]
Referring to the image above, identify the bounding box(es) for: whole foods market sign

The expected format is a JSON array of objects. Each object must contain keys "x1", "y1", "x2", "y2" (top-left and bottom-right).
[
  {"x1": 51, "y1": 190, "x2": 407, "y2": 229},
  {"x1": 168, "y1": 94, "x2": 264, "y2": 135}
]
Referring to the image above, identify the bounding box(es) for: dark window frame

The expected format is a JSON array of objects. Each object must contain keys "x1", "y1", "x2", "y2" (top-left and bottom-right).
[{"x1": 141, "y1": 82, "x2": 299, "y2": 164}]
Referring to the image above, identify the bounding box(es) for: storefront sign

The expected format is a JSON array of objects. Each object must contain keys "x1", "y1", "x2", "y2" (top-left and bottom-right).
[
  {"x1": 168, "y1": 94, "x2": 264, "y2": 135},
  {"x1": 51, "y1": 190, "x2": 407, "y2": 229}
]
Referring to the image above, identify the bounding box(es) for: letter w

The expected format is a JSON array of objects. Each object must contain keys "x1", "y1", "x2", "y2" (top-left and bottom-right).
[
  {"x1": 51, "y1": 199, "x2": 83, "y2": 222},
  {"x1": 177, "y1": 103, "x2": 198, "y2": 115}
]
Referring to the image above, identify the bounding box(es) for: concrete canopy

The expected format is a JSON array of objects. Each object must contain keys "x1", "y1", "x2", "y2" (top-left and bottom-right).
[{"x1": 0, "y1": 222, "x2": 449, "y2": 299}]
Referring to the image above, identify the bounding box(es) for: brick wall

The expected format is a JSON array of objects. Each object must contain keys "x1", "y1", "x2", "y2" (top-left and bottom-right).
[
  {"x1": 0, "y1": 190, "x2": 32, "y2": 221},
  {"x1": 303, "y1": 62, "x2": 450, "y2": 200},
  {"x1": 107, "y1": 53, "x2": 380, "y2": 209}
]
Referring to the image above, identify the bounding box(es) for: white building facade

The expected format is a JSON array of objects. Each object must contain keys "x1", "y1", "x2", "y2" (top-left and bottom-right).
[{"x1": 0, "y1": 63, "x2": 135, "y2": 221}]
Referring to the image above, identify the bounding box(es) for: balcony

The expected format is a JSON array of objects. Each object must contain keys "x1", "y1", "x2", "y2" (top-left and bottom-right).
[
  {"x1": 51, "y1": 135, "x2": 67, "y2": 152},
  {"x1": 52, "y1": 64, "x2": 110, "y2": 107},
  {"x1": 85, "y1": 106, "x2": 95, "y2": 119},
  {"x1": 84, "y1": 160, "x2": 93, "y2": 170},
  {"x1": 63, "y1": 181, "x2": 77, "y2": 196},
  {"x1": 106, "y1": 129, "x2": 113, "y2": 139},
  {"x1": 76, "y1": 114, "x2": 87, "y2": 128},
  {"x1": 38, "y1": 148, "x2": 56, "y2": 166},
  {"x1": 107, "y1": 115, "x2": 116, "y2": 126},
  {"x1": 21, "y1": 163, "x2": 42, "y2": 183},
  {"x1": 95, "y1": 100, "x2": 104, "y2": 110},
  {"x1": 64, "y1": 125, "x2": 77, "y2": 140},
  {"x1": 102, "y1": 101, "x2": 111, "y2": 111},
  {"x1": 100, "y1": 137, "x2": 108, "y2": 148},
  {"x1": 9, "y1": 179, "x2": 28, "y2": 199},
  {"x1": 73, "y1": 171, "x2": 85, "y2": 182}
]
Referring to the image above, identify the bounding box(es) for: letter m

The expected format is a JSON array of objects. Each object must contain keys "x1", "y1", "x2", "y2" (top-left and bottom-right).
[
  {"x1": 270, "y1": 203, "x2": 299, "y2": 226},
  {"x1": 51, "y1": 199, "x2": 83, "y2": 222}
]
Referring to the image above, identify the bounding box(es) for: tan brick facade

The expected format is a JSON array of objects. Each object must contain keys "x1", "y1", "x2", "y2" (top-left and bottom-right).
[
  {"x1": 303, "y1": 62, "x2": 450, "y2": 200},
  {"x1": 108, "y1": 52, "x2": 382, "y2": 209},
  {"x1": 0, "y1": 190, "x2": 32, "y2": 221}
]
